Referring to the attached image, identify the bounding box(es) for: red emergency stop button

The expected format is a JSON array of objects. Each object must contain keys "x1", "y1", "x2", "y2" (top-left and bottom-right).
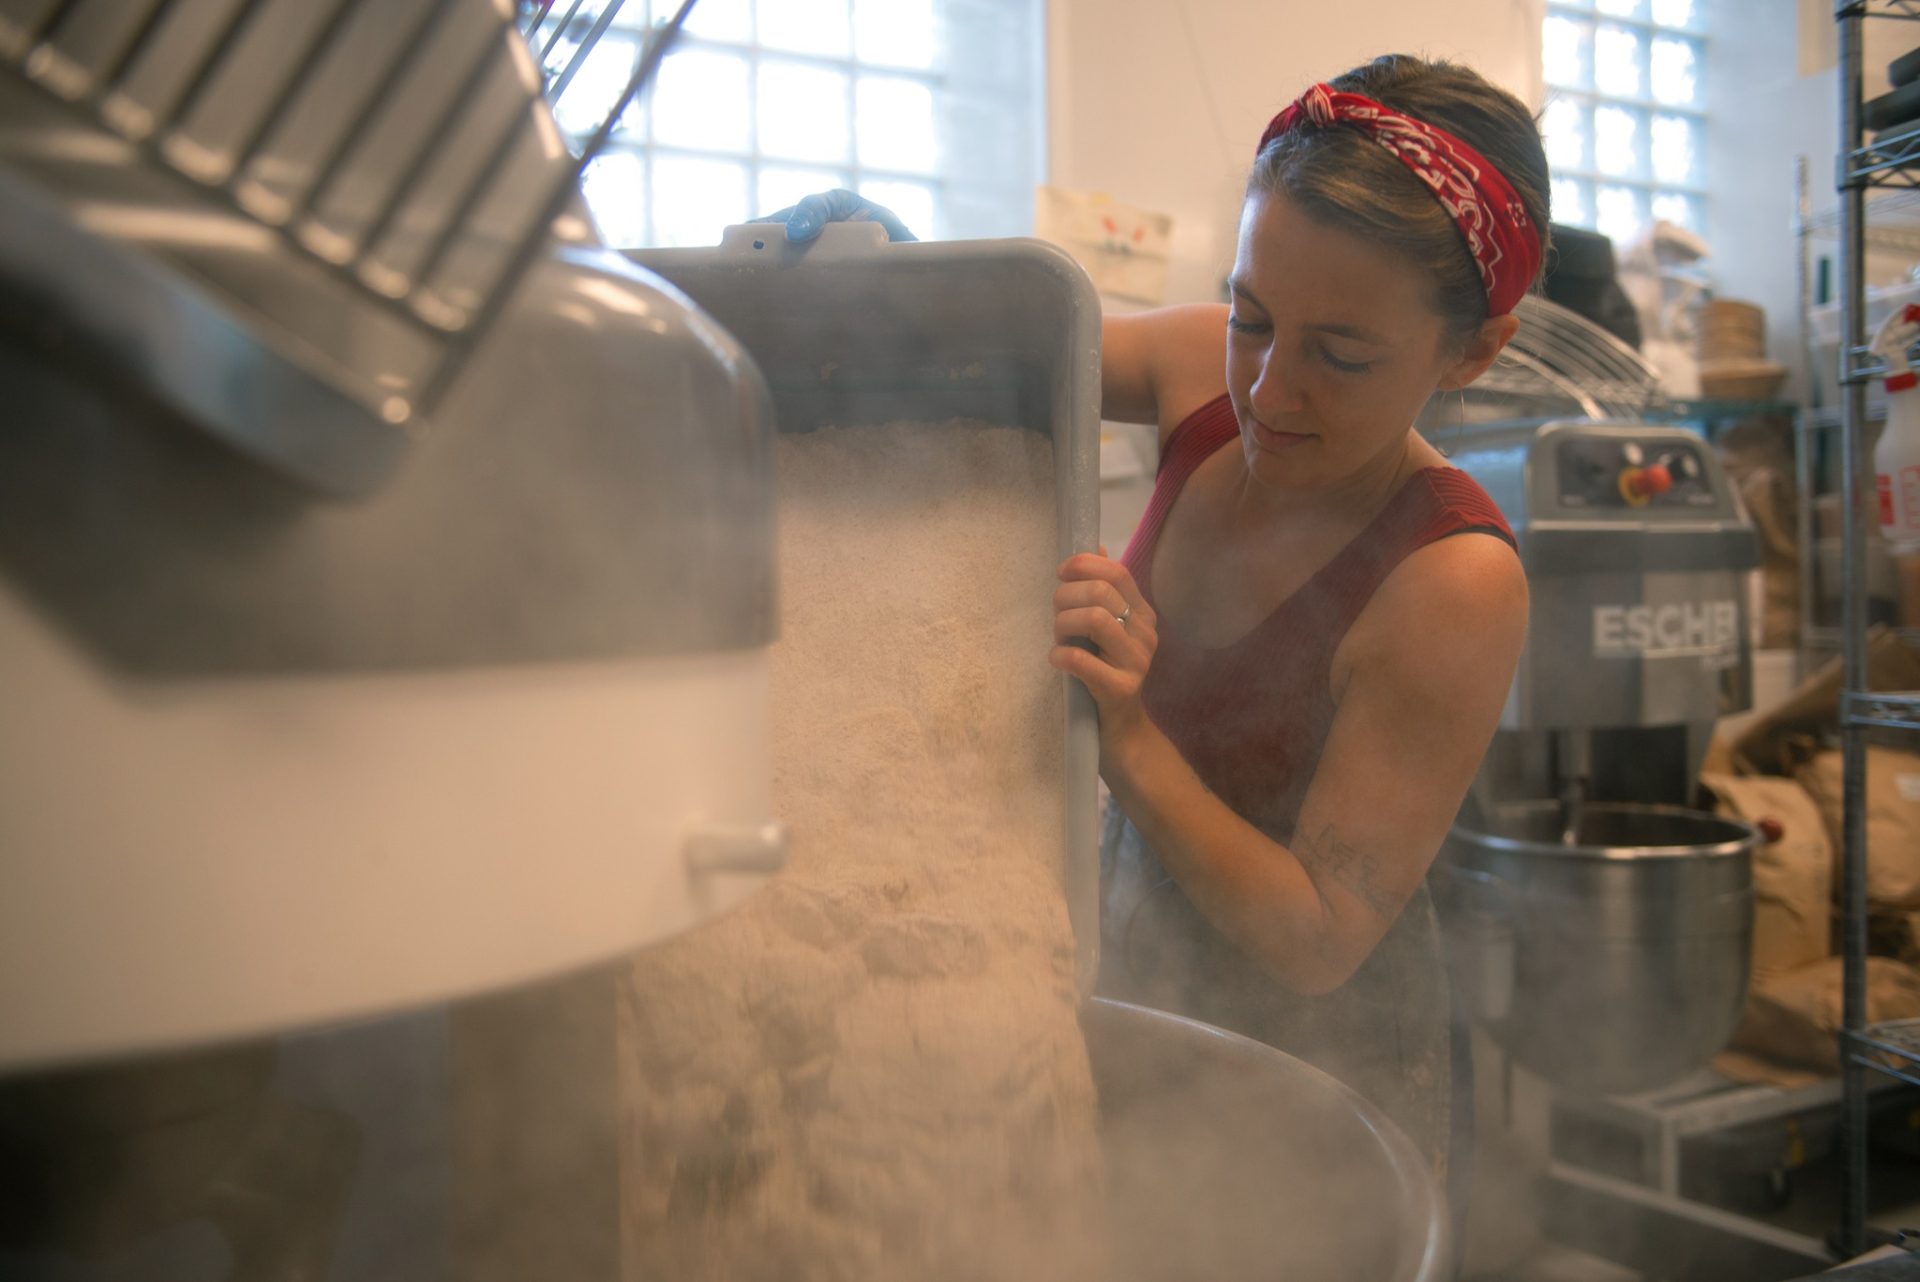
[{"x1": 1619, "y1": 464, "x2": 1673, "y2": 506}]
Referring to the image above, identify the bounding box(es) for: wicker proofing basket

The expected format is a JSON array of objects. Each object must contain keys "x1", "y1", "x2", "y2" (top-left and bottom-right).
[{"x1": 1699, "y1": 359, "x2": 1787, "y2": 401}]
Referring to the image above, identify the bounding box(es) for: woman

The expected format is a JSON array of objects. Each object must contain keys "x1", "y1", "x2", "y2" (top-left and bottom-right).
[
  {"x1": 764, "y1": 51, "x2": 1544, "y2": 1179},
  {"x1": 1047, "y1": 54, "x2": 1543, "y2": 1177}
]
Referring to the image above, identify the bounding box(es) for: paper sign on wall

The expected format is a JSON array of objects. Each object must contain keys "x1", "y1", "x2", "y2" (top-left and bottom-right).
[{"x1": 1034, "y1": 186, "x2": 1174, "y2": 305}]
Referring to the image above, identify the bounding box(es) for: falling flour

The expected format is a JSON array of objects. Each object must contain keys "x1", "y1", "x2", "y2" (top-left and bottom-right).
[{"x1": 618, "y1": 422, "x2": 1106, "y2": 1282}]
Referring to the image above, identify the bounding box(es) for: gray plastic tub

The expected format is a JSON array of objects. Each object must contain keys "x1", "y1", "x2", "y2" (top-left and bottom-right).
[{"x1": 630, "y1": 223, "x2": 1104, "y2": 991}]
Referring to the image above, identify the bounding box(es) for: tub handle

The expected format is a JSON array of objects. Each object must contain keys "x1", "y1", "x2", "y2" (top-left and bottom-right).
[{"x1": 685, "y1": 820, "x2": 791, "y2": 878}]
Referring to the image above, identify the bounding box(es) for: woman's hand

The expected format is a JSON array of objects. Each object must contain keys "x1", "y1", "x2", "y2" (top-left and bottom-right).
[{"x1": 1049, "y1": 551, "x2": 1157, "y2": 755}]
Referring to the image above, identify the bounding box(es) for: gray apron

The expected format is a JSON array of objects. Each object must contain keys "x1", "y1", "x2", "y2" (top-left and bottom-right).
[{"x1": 1097, "y1": 802, "x2": 1453, "y2": 1175}]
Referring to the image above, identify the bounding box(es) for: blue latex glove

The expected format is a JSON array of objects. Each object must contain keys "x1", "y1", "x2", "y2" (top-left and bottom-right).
[{"x1": 754, "y1": 188, "x2": 918, "y2": 244}]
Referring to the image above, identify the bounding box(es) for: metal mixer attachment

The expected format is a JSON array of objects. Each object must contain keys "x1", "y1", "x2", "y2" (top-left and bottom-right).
[
  {"x1": 521, "y1": 0, "x2": 648, "y2": 103},
  {"x1": 1423, "y1": 294, "x2": 1666, "y2": 431},
  {"x1": 0, "y1": 0, "x2": 691, "y2": 496}
]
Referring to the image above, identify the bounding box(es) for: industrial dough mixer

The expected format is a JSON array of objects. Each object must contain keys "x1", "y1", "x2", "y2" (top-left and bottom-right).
[
  {"x1": 0, "y1": 1, "x2": 787, "y2": 1274},
  {"x1": 1437, "y1": 302, "x2": 1764, "y2": 1095}
]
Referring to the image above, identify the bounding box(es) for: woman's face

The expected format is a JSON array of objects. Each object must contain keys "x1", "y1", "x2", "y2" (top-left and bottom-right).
[{"x1": 1226, "y1": 189, "x2": 1485, "y2": 493}]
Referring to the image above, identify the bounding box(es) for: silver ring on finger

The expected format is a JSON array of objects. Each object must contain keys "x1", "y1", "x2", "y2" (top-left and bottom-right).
[{"x1": 1116, "y1": 604, "x2": 1133, "y2": 627}]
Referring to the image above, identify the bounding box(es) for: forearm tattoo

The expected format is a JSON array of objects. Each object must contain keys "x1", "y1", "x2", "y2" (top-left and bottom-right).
[{"x1": 1291, "y1": 823, "x2": 1401, "y2": 918}]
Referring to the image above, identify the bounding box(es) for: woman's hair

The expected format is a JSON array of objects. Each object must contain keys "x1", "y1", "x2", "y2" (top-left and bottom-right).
[{"x1": 1250, "y1": 55, "x2": 1551, "y2": 342}]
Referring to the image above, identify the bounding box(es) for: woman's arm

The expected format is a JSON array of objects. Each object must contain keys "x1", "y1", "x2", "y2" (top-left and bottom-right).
[
  {"x1": 1056, "y1": 533, "x2": 1527, "y2": 995},
  {"x1": 1101, "y1": 305, "x2": 1232, "y2": 443}
]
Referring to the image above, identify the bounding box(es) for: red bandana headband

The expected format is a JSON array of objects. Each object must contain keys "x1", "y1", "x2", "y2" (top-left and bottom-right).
[{"x1": 1258, "y1": 83, "x2": 1540, "y2": 318}]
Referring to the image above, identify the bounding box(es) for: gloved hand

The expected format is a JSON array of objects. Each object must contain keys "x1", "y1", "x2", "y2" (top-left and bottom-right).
[{"x1": 753, "y1": 188, "x2": 918, "y2": 244}]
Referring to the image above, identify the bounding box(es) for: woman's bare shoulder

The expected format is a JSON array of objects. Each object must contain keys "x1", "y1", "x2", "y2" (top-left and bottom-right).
[
  {"x1": 1102, "y1": 305, "x2": 1230, "y2": 446},
  {"x1": 1342, "y1": 531, "x2": 1527, "y2": 703}
]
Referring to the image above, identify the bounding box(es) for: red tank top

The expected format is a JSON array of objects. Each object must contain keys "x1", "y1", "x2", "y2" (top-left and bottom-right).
[{"x1": 1121, "y1": 393, "x2": 1515, "y2": 842}]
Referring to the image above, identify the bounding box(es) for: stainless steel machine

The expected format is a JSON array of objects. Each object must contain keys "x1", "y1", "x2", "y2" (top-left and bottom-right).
[
  {"x1": 1458, "y1": 418, "x2": 1760, "y2": 813},
  {"x1": 1442, "y1": 414, "x2": 1764, "y2": 1097},
  {"x1": 1427, "y1": 300, "x2": 1847, "y2": 1282},
  {"x1": 0, "y1": 1, "x2": 790, "y2": 1276}
]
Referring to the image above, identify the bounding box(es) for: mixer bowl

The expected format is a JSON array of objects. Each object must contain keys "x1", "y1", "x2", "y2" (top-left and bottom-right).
[
  {"x1": 1439, "y1": 802, "x2": 1756, "y2": 1095},
  {"x1": 1082, "y1": 998, "x2": 1449, "y2": 1282}
]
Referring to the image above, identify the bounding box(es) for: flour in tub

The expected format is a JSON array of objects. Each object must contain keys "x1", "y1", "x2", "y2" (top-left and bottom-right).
[{"x1": 619, "y1": 421, "x2": 1106, "y2": 1281}]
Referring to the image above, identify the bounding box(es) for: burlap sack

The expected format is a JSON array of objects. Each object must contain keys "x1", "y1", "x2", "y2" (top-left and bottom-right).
[
  {"x1": 1730, "y1": 956, "x2": 1920, "y2": 1071},
  {"x1": 1712, "y1": 1048, "x2": 1825, "y2": 1091},
  {"x1": 1699, "y1": 732, "x2": 1738, "y2": 779},
  {"x1": 1700, "y1": 773, "x2": 1833, "y2": 978},
  {"x1": 1730, "y1": 628, "x2": 1920, "y2": 776},
  {"x1": 1796, "y1": 747, "x2": 1920, "y2": 908}
]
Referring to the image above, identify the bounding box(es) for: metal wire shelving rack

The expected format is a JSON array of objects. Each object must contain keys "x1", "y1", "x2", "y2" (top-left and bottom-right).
[
  {"x1": 1836, "y1": 0, "x2": 1920, "y2": 1259},
  {"x1": 1796, "y1": 162, "x2": 1920, "y2": 662}
]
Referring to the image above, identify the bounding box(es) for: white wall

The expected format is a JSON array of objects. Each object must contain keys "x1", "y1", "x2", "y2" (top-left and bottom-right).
[
  {"x1": 1706, "y1": 0, "x2": 1920, "y2": 406},
  {"x1": 1045, "y1": 0, "x2": 1548, "y2": 307},
  {"x1": 1701, "y1": 0, "x2": 1821, "y2": 396}
]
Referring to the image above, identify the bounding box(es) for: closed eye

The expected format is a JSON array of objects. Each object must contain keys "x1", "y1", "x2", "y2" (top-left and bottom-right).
[
  {"x1": 1318, "y1": 347, "x2": 1372, "y2": 374},
  {"x1": 1227, "y1": 314, "x2": 1269, "y2": 335}
]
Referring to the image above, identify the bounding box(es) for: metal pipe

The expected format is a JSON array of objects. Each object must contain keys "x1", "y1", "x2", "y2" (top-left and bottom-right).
[
  {"x1": 351, "y1": 18, "x2": 508, "y2": 270},
  {"x1": 148, "y1": 0, "x2": 267, "y2": 134},
  {"x1": 226, "y1": 0, "x2": 364, "y2": 175},
  {"x1": 1795, "y1": 160, "x2": 1819, "y2": 684},
  {"x1": 1555, "y1": 729, "x2": 1591, "y2": 847},
  {"x1": 406, "y1": 85, "x2": 543, "y2": 299},
  {"x1": 292, "y1": 0, "x2": 465, "y2": 226},
  {"x1": 537, "y1": 0, "x2": 591, "y2": 64},
  {"x1": 546, "y1": 0, "x2": 629, "y2": 104},
  {"x1": 1837, "y1": 0, "x2": 1870, "y2": 1260},
  {"x1": 1795, "y1": 406, "x2": 1819, "y2": 687},
  {"x1": 20, "y1": 0, "x2": 89, "y2": 47},
  {"x1": 521, "y1": 0, "x2": 557, "y2": 37},
  {"x1": 1796, "y1": 155, "x2": 1818, "y2": 413},
  {"x1": 93, "y1": 0, "x2": 176, "y2": 94}
]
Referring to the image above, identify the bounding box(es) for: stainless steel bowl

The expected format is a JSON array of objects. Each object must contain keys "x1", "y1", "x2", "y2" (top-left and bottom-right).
[
  {"x1": 1439, "y1": 802, "x2": 1756, "y2": 1095},
  {"x1": 1083, "y1": 998, "x2": 1449, "y2": 1282}
]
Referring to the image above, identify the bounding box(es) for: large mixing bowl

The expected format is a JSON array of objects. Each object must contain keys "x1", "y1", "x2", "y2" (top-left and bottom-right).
[
  {"x1": 1082, "y1": 998, "x2": 1449, "y2": 1282},
  {"x1": 1439, "y1": 801, "x2": 1756, "y2": 1095}
]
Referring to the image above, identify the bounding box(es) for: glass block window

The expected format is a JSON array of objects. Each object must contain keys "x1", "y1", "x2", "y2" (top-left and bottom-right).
[
  {"x1": 526, "y1": 0, "x2": 1042, "y2": 247},
  {"x1": 1542, "y1": 0, "x2": 1706, "y2": 248}
]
